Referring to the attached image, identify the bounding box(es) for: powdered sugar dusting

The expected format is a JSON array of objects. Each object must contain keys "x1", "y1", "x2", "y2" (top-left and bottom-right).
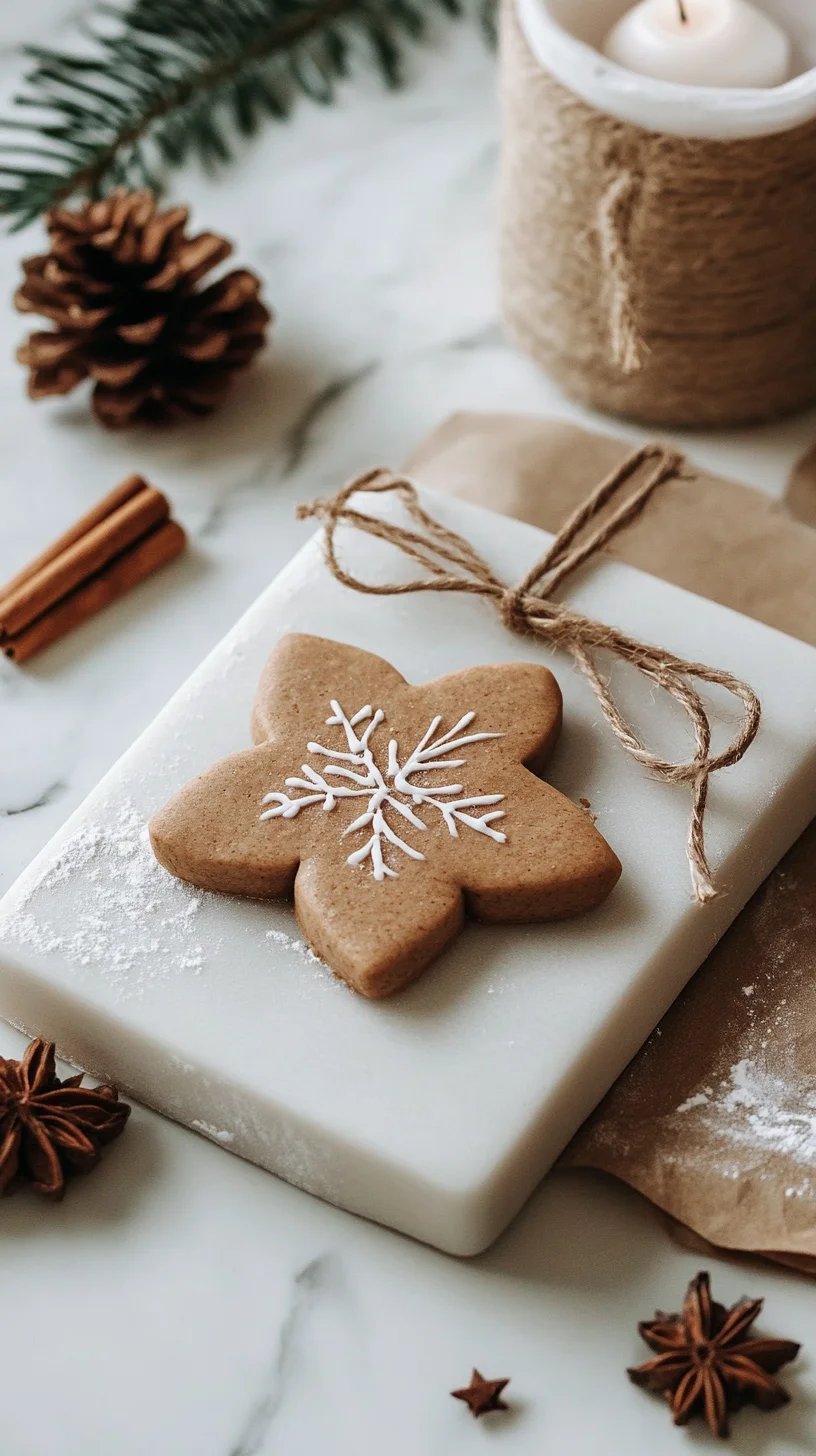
[
  {"x1": 568, "y1": 839, "x2": 816, "y2": 1237},
  {"x1": 266, "y1": 928, "x2": 322, "y2": 964},
  {"x1": 0, "y1": 795, "x2": 335, "y2": 1003},
  {"x1": 676, "y1": 1091, "x2": 710, "y2": 1114},
  {"x1": 0, "y1": 799, "x2": 211, "y2": 993},
  {"x1": 191, "y1": 1119, "x2": 235, "y2": 1146},
  {"x1": 677, "y1": 1057, "x2": 816, "y2": 1171},
  {"x1": 666, "y1": 855, "x2": 816, "y2": 1190}
]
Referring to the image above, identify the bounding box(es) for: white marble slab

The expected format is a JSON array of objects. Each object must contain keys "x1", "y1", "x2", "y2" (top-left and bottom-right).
[
  {"x1": 1, "y1": 0, "x2": 816, "y2": 1448},
  {"x1": 2, "y1": 491, "x2": 815, "y2": 1257},
  {"x1": 0, "y1": 1086, "x2": 811, "y2": 1456}
]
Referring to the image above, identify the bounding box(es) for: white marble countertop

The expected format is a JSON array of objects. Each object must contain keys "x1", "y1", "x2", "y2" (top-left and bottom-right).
[{"x1": 1, "y1": 5, "x2": 816, "y2": 1452}]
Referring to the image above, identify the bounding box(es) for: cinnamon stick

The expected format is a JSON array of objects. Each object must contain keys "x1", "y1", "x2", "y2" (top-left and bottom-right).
[
  {"x1": 0, "y1": 474, "x2": 147, "y2": 605},
  {"x1": 3, "y1": 520, "x2": 187, "y2": 664},
  {"x1": 0, "y1": 485, "x2": 170, "y2": 639}
]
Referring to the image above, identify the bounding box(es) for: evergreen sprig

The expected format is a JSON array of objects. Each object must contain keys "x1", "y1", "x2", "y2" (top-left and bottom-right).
[{"x1": 0, "y1": 0, "x2": 488, "y2": 230}]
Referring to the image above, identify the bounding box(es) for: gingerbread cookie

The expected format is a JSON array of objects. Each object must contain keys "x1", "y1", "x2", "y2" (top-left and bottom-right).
[{"x1": 149, "y1": 634, "x2": 621, "y2": 998}]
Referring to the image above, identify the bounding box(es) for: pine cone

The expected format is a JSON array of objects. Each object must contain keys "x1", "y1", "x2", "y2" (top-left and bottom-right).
[{"x1": 15, "y1": 188, "x2": 271, "y2": 428}]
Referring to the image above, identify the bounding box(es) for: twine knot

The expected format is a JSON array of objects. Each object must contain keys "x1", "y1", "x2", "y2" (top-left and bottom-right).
[
  {"x1": 297, "y1": 445, "x2": 761, "y2": 903},
  {"x1": 500, "y1": 586, "x2": 530, "y2": 635}
]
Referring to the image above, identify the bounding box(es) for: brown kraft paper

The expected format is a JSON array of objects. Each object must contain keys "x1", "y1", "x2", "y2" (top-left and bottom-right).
[{"x1": 406, "y1": 412, "x2": 816, "y2": 1275}]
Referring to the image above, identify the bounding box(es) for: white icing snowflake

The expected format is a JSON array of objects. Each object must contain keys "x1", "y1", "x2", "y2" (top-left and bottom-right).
[{"x1": 260, "y1": 700, "x2": 506, "y2": 881}]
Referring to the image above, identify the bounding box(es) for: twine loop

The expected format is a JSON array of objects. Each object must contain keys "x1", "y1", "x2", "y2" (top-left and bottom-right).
[
  {"x1": 297, "y1": 444, "x2": 761, "y2": 903},
  {"x1": 596, "y1": 165, "x2": 647, "y2": 376}
]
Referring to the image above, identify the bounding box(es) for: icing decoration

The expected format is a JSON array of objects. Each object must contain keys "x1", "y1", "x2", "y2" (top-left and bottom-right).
[
  {"x1": 260, "y1": 700, "x2": 506, "y2": 881},
  {"x1": 148, "y1": 634, "x2": 624, "y2": 1001}
]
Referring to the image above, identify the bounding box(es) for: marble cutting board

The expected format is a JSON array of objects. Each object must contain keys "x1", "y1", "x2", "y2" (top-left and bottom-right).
[{"x1": 0, "y1": 488, "x2": 815, "y2": 1255}]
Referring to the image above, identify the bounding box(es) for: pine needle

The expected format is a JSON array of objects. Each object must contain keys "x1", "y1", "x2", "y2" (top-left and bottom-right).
[{"x1": 0, "y1": 0, "x2": 492, "y2": 230}]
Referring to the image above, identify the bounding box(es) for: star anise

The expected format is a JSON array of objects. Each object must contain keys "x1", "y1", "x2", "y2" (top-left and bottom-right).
[
  {"x1": 451, "y1": 1370, "x2": 510, "y2": 1418},
  {"x1": 628, "y1": 1270, "x2": 800, "y2": 1438},
  {"x1": 0, "y1": 1038, "x2": 130, "y2": 1200}
]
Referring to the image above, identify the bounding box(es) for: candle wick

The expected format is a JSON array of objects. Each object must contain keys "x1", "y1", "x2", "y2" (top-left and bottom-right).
[{"x1": 677, "y1": 0, "x2": 688, "y2": 20}]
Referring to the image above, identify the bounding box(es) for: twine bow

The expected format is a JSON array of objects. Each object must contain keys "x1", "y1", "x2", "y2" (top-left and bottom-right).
[{"x1": 297, "y1": 445, "x2": 762, "y2": 903}]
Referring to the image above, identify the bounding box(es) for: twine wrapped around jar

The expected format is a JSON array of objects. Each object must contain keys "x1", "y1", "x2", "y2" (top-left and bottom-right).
[{"x1": 498, "y1": 0, "x2": 816, "y2": 427}]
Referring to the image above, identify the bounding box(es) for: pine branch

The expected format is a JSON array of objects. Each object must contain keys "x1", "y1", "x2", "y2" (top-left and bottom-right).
[{"x1": 0, "y1": 0, "x2": 491, "y2": 230}]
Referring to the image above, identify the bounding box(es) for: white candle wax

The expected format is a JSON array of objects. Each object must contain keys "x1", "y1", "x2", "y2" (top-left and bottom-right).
[{"x1": 603, "y1": 0, "x2": 791, "y2": 89}]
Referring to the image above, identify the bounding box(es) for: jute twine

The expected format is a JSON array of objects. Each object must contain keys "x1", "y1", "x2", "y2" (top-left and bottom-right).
[
  {"x1": 498, "y1": 0, "x2": 816, "y2": 427},
  {"x1": 298, "y1": 444, "x2": 762, "y2": 904}
]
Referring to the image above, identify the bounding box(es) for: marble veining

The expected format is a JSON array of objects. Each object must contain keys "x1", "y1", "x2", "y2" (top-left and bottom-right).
[
  {"x1": 0, "y1": 1, "x2": 815, "y2": 1451},
  {"x1": 229, "y1": 1255, "x2": 335, "y2": 1456}
]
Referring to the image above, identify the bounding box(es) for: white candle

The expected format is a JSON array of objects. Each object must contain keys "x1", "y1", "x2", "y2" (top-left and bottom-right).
[{"x1": 603, "y1": 0, "x2": 791, "y2": 89}]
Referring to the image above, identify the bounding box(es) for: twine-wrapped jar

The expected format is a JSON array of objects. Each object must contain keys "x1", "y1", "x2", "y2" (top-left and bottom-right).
[{"x1": 499, "y1": 0, "x2": 816, "y2": 426}]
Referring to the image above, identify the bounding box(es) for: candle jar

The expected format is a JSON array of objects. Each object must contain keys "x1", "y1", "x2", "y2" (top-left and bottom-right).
[{"x1": 499, "y1": 0, "x2": 816, "y2": 426}]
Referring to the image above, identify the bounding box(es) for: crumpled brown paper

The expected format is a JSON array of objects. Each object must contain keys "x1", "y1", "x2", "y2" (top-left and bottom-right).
[{"x1": 406, "y1": 412, "x2": 816, "y2": 1276}]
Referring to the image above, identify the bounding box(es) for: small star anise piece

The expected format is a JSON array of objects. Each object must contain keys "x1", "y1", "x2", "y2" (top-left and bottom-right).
[
  {"x1": 628, "y1": 1270, "x2": 800, "y2": 1438},
  {"x1": 451, "y1": 1369, "x2": 510, "y2": 1418},
  {"x1": 0, "y1": 1038, "x2": 130, "y2": 1200}
]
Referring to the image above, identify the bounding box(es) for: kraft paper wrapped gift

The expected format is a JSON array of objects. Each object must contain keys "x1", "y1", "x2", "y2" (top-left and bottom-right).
[{"x1": 407, "y1": 412, "x2": 816, "y2": 1275}]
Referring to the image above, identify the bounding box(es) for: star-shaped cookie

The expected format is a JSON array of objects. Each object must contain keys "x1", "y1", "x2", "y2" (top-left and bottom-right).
[{"x1": 149, "y1": 634, "x2": 621, "y2": 998}]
